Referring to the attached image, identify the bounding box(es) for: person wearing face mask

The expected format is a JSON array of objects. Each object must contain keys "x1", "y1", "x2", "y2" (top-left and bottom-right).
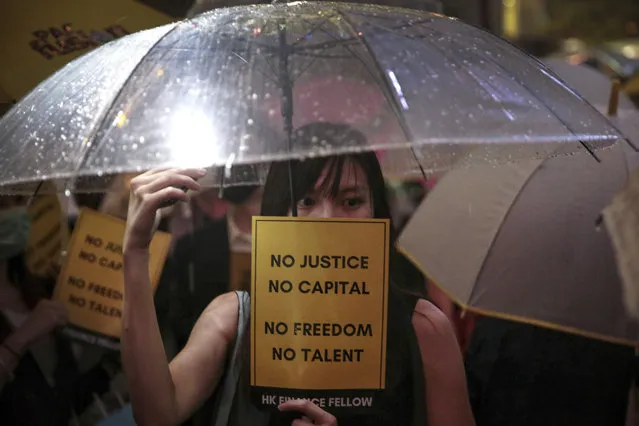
[{"x1": 0, "y1": 196, "x2": 111, "y2": 425}]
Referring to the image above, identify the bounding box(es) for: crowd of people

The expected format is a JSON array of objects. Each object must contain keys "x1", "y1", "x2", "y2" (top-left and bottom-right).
[{"x1": 0, "y1": 122, "x2": 637, "y2": 425}]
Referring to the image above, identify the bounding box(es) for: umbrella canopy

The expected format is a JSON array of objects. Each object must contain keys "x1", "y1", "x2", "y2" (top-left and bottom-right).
[
  {"x1": 187, "y1": 0, "x2": 445, "y2": 16},
  {"x1": 398, "y1": 144, "x2": 639, "y2": 344},
  {"x1": 0, "y1": 1, "x2": 626, "y2": 194}
]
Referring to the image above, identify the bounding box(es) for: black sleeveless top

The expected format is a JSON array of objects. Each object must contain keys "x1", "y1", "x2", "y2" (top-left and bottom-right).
[{"x1": 266, "y1": 286, "x2": 424, "y2": 426}]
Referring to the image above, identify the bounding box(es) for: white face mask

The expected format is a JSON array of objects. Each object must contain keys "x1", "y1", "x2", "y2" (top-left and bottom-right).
[{"x1": 0, "y1": 207, "x2": 31, "y2": 261}]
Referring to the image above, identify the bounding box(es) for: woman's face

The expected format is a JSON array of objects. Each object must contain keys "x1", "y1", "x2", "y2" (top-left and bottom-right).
[{"x1": 291, "y1": 161, "x2": 373, "y2": 219}]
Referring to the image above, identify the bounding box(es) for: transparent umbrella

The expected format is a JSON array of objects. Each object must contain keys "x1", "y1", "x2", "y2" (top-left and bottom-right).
[{"x1": 0, "y1": 1, "x2": 629, "y2": 195}]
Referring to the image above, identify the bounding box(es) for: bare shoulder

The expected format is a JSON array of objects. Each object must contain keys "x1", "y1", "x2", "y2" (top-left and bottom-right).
[
  {"x1": 191, "y1": 291, "x2": 240, "y2": 343},
  {"x1": 411, "y1": 298, "x2": 457, "y2": 341}
]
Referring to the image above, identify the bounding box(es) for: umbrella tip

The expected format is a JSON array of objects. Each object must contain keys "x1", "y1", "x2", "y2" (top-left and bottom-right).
[{"x1": 607, "y1": 79, "x2": 621, "y2": 117}]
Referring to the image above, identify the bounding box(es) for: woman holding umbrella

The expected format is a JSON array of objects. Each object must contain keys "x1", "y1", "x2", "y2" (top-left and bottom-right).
[{"x1": 121, "y1": 122, "x2": 475, "y2": 426}]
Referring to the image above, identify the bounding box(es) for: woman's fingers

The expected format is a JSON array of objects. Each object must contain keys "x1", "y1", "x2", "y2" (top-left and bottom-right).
[
  {"x1": 133, "y1": 167, "x2": 186, "y2": 179},
  {"x1": 129, "y1": 169, "x2": 205, "y2": 213},
  {"x1": 279, "y1": 399, "x2": 337, "y2": 426},
  {"x1": 291, "y1": 419, "x2": 315, "y2": 426},
  {"x1": 136, "y1": 173, "x2": 202, "y2": 198},
  {"x1": 130, "y1": 169, "x2": 205, "y2": 212},
  {"x1": 131, "y1": 168, "x2": 206, "y2": 188},
  {"x1": 139, "y1": 187, "x2": 190, "y2": 213}
]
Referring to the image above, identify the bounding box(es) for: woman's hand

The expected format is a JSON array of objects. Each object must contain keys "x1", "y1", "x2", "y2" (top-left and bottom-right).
[
  {"x1": 279, "y1": 399, "x2": 338, "y2": 426},
  {"x1": 7, "y1": 300, "x2": 67, "y2": 354},
  {"x1": 124, "y1": 168, "x2": 205, "y2": 252}
]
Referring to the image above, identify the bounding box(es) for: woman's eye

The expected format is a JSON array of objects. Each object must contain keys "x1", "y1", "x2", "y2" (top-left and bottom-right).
[
  {"x1": 343, "y1": 197, "x2": 364, "y2": 208},
  {"x1": 298, "y1": 197, "x2": 316, "y2": 207}
]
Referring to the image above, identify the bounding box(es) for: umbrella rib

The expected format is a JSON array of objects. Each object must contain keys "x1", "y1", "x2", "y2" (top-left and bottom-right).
[
  {"x1": 285, "y1": 17, "x2": 433, "y2": 54},
  {"x1": 330, "y1": 11, "x2": 412, "y2": 140},
  {"x1": 263, "y1": 20, "x2": 285, "y2": 79},
  {"x1": 290, "y1": 17, "x2": 354, "y2": 82},
  {"x1": 69, "y1": 22, "x2": 185, "y2": 180},
  {"x1": 290, "y1": 16, "x2": 336, "y2": 47},
  {"x1": 230, "y1": 50, "x2": 279, "y2": 84},
  {"x1": 333, "y1": 9, "x2": 428, "y2": 179}
]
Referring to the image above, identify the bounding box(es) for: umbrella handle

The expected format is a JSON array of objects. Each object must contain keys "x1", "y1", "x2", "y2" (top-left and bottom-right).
[{"x1": 608, "y1": 79, "x2": 621, "y2": 117}]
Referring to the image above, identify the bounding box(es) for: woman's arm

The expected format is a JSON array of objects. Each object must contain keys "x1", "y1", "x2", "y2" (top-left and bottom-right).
[
  {"x1": 122, "y1": 255, "x2": 237, "y2": 426},
  {"x1": 122, "y1": 168, "x2": 237, "y2": 426},
  {"x1": 412, "y1": 298, "x2": 475, "y2": 426}
]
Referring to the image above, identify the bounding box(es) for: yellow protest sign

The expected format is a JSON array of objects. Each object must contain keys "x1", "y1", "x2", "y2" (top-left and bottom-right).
[
  {"x1": 55, "y1": 208, "x2": 171, "y2": 349},
  {"x1": 0, "y1": 0, "x2": 173, "y2": 101},
  {"x1": 24, "y1": 185, "x2": 69, "y2": 277},
  {"x1": 250, "y1": 217, "x2": 390, "y2": 411}
]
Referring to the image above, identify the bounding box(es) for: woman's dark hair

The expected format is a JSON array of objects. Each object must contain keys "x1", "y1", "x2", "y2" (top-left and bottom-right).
[
  {"x1": 261, "y1": 122, "x2": 394, "y2": 232},
  {"x1": 261, "y1": 122, "x2": 426, "y2": 296}
]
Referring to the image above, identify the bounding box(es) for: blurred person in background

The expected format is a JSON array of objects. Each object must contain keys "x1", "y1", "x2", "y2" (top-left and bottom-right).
[
  {"x1": 72, "y1": 174, "x2": 174, "y2": 334},
  {"x1": 0, "y1": 195, "x2": 110, "y2": 425},
  {"x1": 466, "y1": 316, "x2": 635, "y2": 426},
  {"x1": 162, "y1": 167, "x2": 263, "y2": 353},
  {"x1": 168, "y1": 187, "x2": 230, "y2": 245},
  {"x1": 387, "y1": 179, "x2": 428, "y2": 234}
]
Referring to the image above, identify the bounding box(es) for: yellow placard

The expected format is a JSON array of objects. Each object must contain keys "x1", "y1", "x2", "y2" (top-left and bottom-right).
[
  {"x1": 0, "y1": 0, "x2": 173, "y2": 100},
  {"x1": 250, "y1": 217, "x2": 390, "y2": 391},
  {"x1": 55, "y1": 208, "x2": 171, "y2": 341},
  {"x1": 24, "y1": 186, "x2": 69, "y2": 277}
]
